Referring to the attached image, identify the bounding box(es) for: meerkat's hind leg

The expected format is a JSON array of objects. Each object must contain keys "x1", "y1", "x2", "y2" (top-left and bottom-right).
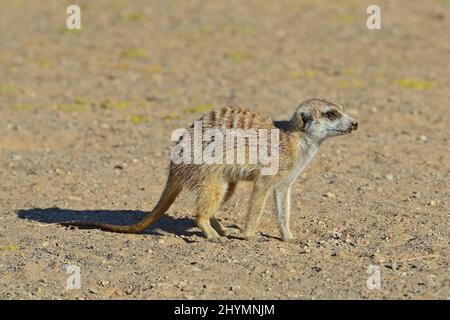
[
  {"x1": 195, "y1": 180, "x2": 228, "y2": 242},
  {"x1": 210, "y1": 182, "x2": 240, "y2": 237},
  {"x1": 222, "y1": 182, "x2": 237, "y2": 204}
]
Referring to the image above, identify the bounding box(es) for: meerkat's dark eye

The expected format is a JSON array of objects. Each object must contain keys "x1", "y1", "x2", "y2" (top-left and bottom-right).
[{"x1": 325, "y1": 110, "x2": 337, "y2": 120}]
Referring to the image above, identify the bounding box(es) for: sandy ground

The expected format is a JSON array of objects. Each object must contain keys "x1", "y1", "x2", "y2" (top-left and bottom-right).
[{"x1": 0, "y1": 0, "x2": 449, "y2": 299}]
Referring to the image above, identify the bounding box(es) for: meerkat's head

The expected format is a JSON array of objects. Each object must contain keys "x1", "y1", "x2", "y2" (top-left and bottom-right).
[{"x1": 291, "y1": 98, "x2": 358, "y2": 142}]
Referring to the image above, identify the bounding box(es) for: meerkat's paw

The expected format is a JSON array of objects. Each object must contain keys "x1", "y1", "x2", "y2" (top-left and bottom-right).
[
  {"x1": 244, "y1": 233, "x2": 269, "y2": 242},
  {"x1": 282, "y1": 235, "x2": 294, "y2": 242},
  {"x1": 220, "y1": 227, "x2": 240, "y2": 237},
  {"x1": 207, "y1": 236, "x2": 228, "y2": 243}
]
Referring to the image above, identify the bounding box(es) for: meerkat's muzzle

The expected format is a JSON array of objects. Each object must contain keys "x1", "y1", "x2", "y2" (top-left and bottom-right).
[{"x1": 344, "y1": 121, "x2": 358, "y2": 134}]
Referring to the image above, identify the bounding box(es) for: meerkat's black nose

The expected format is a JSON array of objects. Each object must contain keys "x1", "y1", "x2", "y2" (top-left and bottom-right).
[{"x1": 351, "y1": 121, "x2": 358, "y2": 130}]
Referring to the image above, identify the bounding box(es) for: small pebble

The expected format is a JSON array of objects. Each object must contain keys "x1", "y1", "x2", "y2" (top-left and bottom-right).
[
  {"x1": 125, "y1": 287, "x2": 134, "y2": 295},
  {"x1": 324, "y1": 192, "x2": 336, "y2": 198}
]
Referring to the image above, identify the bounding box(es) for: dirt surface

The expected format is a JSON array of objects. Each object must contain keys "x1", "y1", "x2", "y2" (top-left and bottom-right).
[{"x1": 0, "y1": 0, "x2": 449, "y2": 300}]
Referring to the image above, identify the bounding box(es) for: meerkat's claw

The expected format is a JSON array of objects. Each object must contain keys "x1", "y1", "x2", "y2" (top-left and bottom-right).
[
  {"x1": 281, "y1": 233, "x2": 294, "y2": 242},
  {"x1": 221, "y1": 227, "x2": 240, "y2": 237},
  {"x1": 257, "y1": 237, "x2": 270, "y2": 243}
]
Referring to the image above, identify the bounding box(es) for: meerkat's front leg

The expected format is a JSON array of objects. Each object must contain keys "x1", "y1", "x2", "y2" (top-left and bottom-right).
[
  {"x1": 274, "y1": 184, "x2": 293, "y2": 241},
  {"x1": 243, "y1": 182, "x2": 271, "y2": 241}
]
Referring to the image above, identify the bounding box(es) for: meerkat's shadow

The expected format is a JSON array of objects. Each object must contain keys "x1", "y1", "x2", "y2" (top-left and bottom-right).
[{"x1": 16, "y1": 207, "x2": 202, "y2": 238}]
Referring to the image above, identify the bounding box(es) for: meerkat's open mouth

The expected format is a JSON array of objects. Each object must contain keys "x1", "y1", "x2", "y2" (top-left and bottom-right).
[
  {"x1": 344, "y1": 127, "x2": 355, "y2": 134},
  {"x1": 333, "y1": 128, "x2": 354, "y2": 135}
]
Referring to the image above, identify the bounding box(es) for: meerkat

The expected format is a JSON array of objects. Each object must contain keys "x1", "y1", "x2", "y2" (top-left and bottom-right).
[{"x1": 61, "y1": 98, "x2": 358, "y2": 242}]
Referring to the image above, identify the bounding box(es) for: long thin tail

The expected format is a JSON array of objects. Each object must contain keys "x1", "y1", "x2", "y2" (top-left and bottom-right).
[{"x1": 59, "y1": 177, "x2": 181, "y2": 233}]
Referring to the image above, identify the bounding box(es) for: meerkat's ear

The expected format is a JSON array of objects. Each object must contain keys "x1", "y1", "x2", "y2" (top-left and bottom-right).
[{"x1": 292, "y1": 108, "x2": 313, "y2": 131}]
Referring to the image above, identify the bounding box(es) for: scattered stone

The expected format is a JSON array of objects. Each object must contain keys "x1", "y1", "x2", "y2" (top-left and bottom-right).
[
  {"x1": 428, "y1": 200, "x2": 436, "y2": 207},
  {"x1": 385, "y1": 174, "x2": 394, "y2": 181},
  {"x1": 100, "y1": 280, "x2": 110, "y2": 287},
  {"x1": 329, "y1": 230, "x2": 342, "y2": 239},
  {"x1": 323, "y1": 192, "x2": 336, "y2": 198},
  {"x1": 418, "y1": 135, "x2": 428, "y2": 142},
  {"x1": 411, "y1": 192, "x2": 420, "y2": 199},
  {"x1": 125, "y1": 287, "x2": 134, "y2": 295},
  {"x1": 114, "y1": 289, "x2": 124, "y2": 296}
]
